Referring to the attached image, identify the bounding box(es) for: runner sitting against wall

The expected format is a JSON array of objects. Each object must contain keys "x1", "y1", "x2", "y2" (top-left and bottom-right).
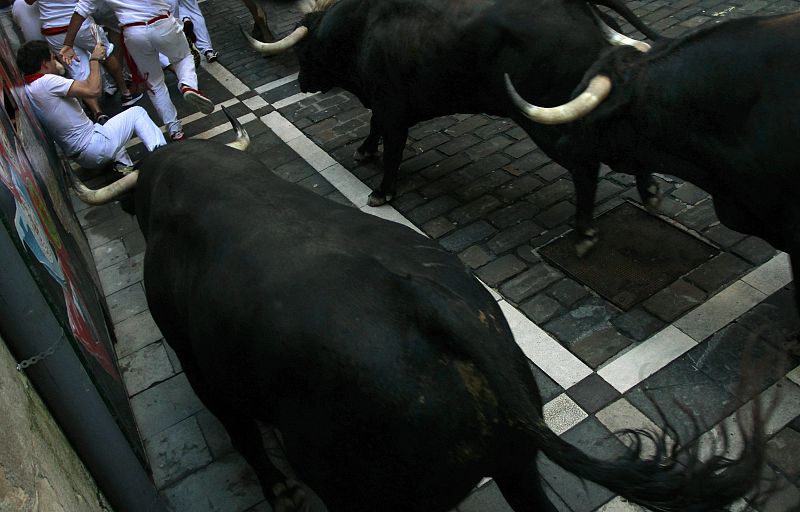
[
  {"x1": 17, "y1": 39, "x2": 165, "y2": 172},
  {"x1": 26, "y1": 0, "x2": 142, "y2": 125},
  {"x1": 58, "y1": 0, "x2": 215, "y2": 142}
]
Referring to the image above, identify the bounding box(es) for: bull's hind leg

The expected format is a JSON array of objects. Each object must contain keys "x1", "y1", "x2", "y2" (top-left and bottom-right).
[
  {"x1": 176, "y1": 349, "x2": 308, "y2": 511},
  {"x1": 570, "y1": 162, "x2": 601, "y2": 257},
  {"x1": 495, "y1": 460, "x2": 558, "y2": 512},
  {"x1": 636, "y1": 173, "x2": 661, "y2": 210},
  {"x1": 354, "y1": 113, "x2": 383, "y2": 162},
  {"x1": 368, "y1": 124, "x2": 409, "y2": 206}
]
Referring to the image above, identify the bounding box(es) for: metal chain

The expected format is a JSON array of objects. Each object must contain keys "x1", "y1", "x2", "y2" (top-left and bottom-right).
[{"x1": 16, "y1": 332, "x2": 66, "y2": 371}]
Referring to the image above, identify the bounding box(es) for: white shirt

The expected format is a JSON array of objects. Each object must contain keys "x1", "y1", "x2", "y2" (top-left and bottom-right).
[
  {"x1": 74, "y1": 0, "x2": 172, "y2": 26},
  {"x1": 25, "y1": 74, "x2": 93, "y2": 157},
  {"x1": 37, "y1": 0, "x2": 78, "y2": 28}
]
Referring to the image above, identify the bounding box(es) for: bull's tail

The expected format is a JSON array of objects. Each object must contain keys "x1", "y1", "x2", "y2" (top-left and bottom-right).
[
  {"x1": 525, "y1": 401, "x2": 765, "y2": 511},
  {"x1": 588, "y1": 0, "x2": 662, "y2": 40}
]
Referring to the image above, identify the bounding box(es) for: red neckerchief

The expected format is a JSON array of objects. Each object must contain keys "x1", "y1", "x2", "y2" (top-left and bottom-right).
[{"x1": 24, "y1": 73, "x2": 46, "y2": 84}]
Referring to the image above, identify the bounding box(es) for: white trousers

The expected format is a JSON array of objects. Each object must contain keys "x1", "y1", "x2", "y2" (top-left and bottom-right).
[
  {"x1": 0, "y1": 6, "x2": 22, "y2": 53},
  {"x1": 123, "y1": 16, "x2": 197, "y2": 136},
  {"x1": 74, "y1": 106, "x2": 166, "y2": 169},
  {"x1": 178, "y1": 0, "x2": 213, "y2": 53},
  {"x1": 45, "y1": 19, "x2": 113, "y2": 82}
]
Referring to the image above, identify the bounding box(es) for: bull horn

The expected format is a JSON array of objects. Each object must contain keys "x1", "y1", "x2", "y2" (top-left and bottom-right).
[
  {"x1": 505, "y1": 74, "x2": 611, "y2": 125},
  {"x1": 241, "y1": 25, "x2": 308, "y2": 55},
  {"x1": 69, "y1": 169, "x2": 139, "y2": 206},
  {"x1": 222, "y1": 106, "x2": 250, "y2": 151},
  {"x1": 590, "y1": 7, "x2": 651, "y2": 52}
]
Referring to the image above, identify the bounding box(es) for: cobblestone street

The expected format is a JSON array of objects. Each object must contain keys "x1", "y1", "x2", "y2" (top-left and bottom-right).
[{"x1": 74, "y1": 0, "x2": 800, "y2": 510}]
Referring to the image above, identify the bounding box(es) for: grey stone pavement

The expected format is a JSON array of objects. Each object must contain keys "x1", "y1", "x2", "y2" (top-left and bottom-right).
[{"x1": 71, "y1": 0, "x2": 800, "y2": 510}]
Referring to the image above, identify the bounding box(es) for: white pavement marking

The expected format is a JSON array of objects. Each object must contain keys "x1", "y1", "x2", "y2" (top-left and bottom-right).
[
  {"x1": 273, "y1": 92, "x2": 317, "y2": 109},
  {"x1": 673, "y1": 280, "x2": 766, "y2": 342},
  {"x1": 200, "y1": 61, "x2": 250, "y2": 96},
  {"x1": 598, "y1": 325, "x2": 697, "y2": 393},
  {"x1": 741, "y1": 252, "x2": 792, "y2": 296},
  {"x1": 597, "y1": 498, "x2": 646, "y2": 512},
  {"x1": 321, "y1": 164, "x2": 372, "y2": 207},
  {"x1": 287, "y1": 137, "x2": 338, "y2": 171},
  {"x1": 595, "y1": 398, "x2": 673, "y2": 458},
  {"x1": 499, "y1": 301, "x2": 593, "y2": 389},
  {"x1": 242, "y1": 95, "x2": 269, "y2": 111},
  {"x1": 787, "y1": 365, "x2": 800, "y2": 387},
  {"x1": 254, "y1": 72, "x2": 299, "y2": 94},
  {"x1": 261, "y1": 111, "x2": 304, "y2": 142},
  {"x1": 543, "y1": 393, "x2": 588, "y2": 435}
]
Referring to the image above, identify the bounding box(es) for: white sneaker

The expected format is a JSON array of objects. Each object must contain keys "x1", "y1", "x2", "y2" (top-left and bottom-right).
[{"x1": 180, "y1": 85, "x2": 214, "y2": 115}]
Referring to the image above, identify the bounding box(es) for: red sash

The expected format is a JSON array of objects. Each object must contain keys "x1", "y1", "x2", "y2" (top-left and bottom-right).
[
  {"x1": 24, "y1": 73, "x2": 46, "y2": 84},
  {"x1": 41, "y1": 25, "x2": 69, "y2": 36}
]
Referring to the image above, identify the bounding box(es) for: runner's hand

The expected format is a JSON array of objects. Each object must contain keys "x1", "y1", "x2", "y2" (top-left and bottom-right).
[
  {"x1": 60, "y1": 45, "x2": 77, "y2": 65},
  {"x1": 90, "y1": 40, "x2": 106, "y2": 62}
]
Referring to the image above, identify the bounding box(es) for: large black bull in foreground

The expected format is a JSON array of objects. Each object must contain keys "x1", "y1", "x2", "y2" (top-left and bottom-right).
[
  {"x1": 74, "y1": 118, "x2": 768, "y2": 511},
  {"x1": 245, "y1": 0, "x2": 660, "y2": 254},
  {"x1": 505, "y1": 11, "x2": 800, "y2": 310}
]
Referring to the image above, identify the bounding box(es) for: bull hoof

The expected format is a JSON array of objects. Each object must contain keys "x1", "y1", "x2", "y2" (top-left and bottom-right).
[
  {"x1": 367, "y1": 191, "x2": 393, "y2": 207},
  {"x1": 272, "y1": 479, "x2": 309, "y2": 512},
  {"x1": 575, "y1": 228, "x2": 599, "y2": 258},
  {"x1": 353, "y1": 148, "x2": 381, "y2": 162},
  {"x1": 643, "y1": 184, "x2": 662, "y2": 212}
]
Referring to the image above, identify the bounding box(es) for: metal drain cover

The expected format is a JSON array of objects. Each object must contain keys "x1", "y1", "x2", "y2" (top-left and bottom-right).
[{"x1": 540, "y1": 202, "x2": 719, "y2": 311}]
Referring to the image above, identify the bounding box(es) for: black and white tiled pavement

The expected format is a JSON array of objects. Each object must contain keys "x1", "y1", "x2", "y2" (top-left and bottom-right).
[{"x1": 74, "y1": 0, "x2": 800, "y2": 510}]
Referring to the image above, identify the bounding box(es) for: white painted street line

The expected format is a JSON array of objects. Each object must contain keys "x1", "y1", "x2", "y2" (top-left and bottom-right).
[
  {"x1": 273, "y1": 92, "x2": 317, "y2": 110},
  {"x1": 200, "y1": 61, "x2": 250, "y2": 96},
  {"x1": 598, "y1": 325, "x2": 697, "y2": 393},
  {"x1": 242, "y1": 95, "x2": 269, "y2": 111},
  {"x1": 674, "y1": 280, "x2": 766, "y2": 342},
  {"x1": 261, "y1": 111, "x2": 305, "y2": 142},
  {"x1": 499, "y1": 301, "x2": 593, "y2": 389},
  {"x1": 320, "y1": 164, "x2": 372, "y2": 207},
  {"x1": 543, "y1": 393, "x2": 588, "y2": 435},
  {"x1": 287, "y1": 137, "x2": 338, "y2": 171},
  {"x1": 254, "y1": 72, "x2": 299, "y2": 94},
  {"x1": 741, "y1": 252, "x2": 792, "y2": 296},
  {"x1": 788, "y1": 365, "x2": 800, "y2": 387},
  {"x1": 596, "y1": 398, "x2": 674, "y2": 458},
  {"x1": 358, "y1": 204, "x2": 424, "y2": 234},
  {"x1": 598, "y1": 497, "x2": 647, "y2": 512}
]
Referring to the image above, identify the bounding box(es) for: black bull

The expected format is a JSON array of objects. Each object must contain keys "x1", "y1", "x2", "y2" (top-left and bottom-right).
[
  {"x1": 245, "y1": 0, "x2": 661, "y2": 253},
  {"x1": 133, "y1": 139, "x2": 764, "y2": 512},
  {"x1": 510, "y1": 11, "x2": 800, "y2": 310}
]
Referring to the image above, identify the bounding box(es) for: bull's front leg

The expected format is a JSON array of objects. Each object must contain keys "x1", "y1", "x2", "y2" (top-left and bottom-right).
[
  {"x1": 354, "y1": 113, "x2": 383, "y2": 162},
  {"x1": 636, "y1": 172, "x2": 661, "y2": 210},
  {"x1": 368, "y1": 125, "x2": 409, "y2": 207},
  {"x1": 571, "y1": 163, "x2": 601, "y2": 257}
]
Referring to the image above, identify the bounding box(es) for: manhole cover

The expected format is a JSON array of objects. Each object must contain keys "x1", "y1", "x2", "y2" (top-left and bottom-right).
[{"x1": 540, "y1": 202, "x2": 719, "y2": 311}]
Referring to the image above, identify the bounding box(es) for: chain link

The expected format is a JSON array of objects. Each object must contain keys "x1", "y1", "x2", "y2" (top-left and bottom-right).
[{"x1": 16, "y1": 333, "x2": 66, "y2": 371}]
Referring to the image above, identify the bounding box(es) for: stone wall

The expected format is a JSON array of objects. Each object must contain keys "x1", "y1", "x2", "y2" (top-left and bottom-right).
[{"x1": 0, "y1": 335, "x2": 112, "y2": 512}]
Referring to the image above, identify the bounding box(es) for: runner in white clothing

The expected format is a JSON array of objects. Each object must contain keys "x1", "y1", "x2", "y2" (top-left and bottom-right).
[
  {"x1": 177, "y1": 0, "x2": 218, "y2": 63},
  {"x1": 26, "y1": 0, "x2": 141, "y2": 124},
  {"x1": 59, "y1": 0, "x2": 214, "y2": 141},
  {"x1": 17, "y1": 39, "x2": 165, "y2": 171}
]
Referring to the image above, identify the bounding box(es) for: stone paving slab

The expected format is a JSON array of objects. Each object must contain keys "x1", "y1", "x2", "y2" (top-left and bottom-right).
[{"x1": 66, "y1": 0, "x2": 800, "y2": 510}]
